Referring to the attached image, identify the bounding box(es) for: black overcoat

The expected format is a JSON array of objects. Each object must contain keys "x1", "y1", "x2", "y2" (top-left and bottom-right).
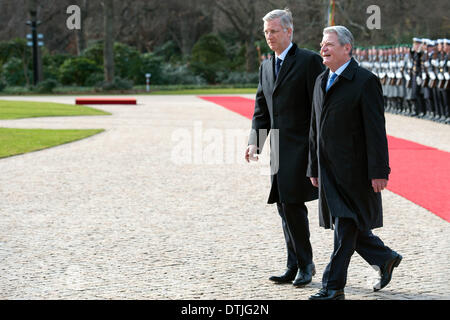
[
  {"x1": 249, "y1": 43, "x2": 324, "y2": 204},
  {"x1": 307, "y1": 58, "x2": 391, "y2": 231}
]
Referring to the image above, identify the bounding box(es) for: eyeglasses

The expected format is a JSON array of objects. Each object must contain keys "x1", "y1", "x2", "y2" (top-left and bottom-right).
[{"x1": 263, "y1": 29, "x2": 287, "y2": 36}]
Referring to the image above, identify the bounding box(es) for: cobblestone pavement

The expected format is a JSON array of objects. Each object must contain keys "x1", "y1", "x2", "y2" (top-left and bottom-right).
[{"x1": 0, "y1": 95, "x2": 449, "y2": 300}]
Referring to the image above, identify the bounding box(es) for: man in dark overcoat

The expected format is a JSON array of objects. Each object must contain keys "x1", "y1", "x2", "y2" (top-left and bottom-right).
[
  {"x1": 307, "y1": 26, "x2": 402, "y2": 300},
  {"x1": 245, "y1": 8, "x2": 324, "y2": 287}
]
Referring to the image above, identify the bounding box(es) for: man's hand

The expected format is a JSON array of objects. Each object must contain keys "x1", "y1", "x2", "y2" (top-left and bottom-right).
[
  {"x1": 310, "y1": 177, "x2": 319, "y2": 187},
  {"x1": 245, "y1": 145, "x2": 259, "y2": 162},
  {"x1": 371, "y1": 179, "x2": 388, "y2": 193}
]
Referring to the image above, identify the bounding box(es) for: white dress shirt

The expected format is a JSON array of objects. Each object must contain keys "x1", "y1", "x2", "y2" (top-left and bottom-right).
[{"x1": 275, "y1": 42, "x2": 293, "y2": 67}]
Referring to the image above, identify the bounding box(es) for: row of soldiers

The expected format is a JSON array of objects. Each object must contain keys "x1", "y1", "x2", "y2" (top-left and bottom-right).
[{"x1": 355, "y1": 38, "x2": 450, "y2": 124}]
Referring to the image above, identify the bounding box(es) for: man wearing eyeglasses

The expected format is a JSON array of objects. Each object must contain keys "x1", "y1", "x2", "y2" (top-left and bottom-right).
[
  {"x1": 307, "y1": 26, "x2": 402, "y2": 300},
  {"x1": 245, "y1": 8, "x2": 324, "y2": 288}
]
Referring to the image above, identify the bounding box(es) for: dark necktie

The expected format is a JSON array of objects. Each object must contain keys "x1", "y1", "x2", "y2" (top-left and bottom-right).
[
  {"x1": 326, "y1": 72, "x2": 338, "y2": 92},
  {"x1": 275, "y1": 58, "x2": 282, "y2": 77}
]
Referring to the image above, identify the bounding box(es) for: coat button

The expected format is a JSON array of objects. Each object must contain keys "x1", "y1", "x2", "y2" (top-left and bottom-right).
[{"x1": 274, "y1": 111, "x2": 278, "y2": 116}]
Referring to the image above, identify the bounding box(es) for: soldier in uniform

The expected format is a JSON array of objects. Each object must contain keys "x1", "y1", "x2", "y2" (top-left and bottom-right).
[
  {"x1": 443, "y1": 39, "x2": 450, "y2": 124},
  {"x1": 411, "y1": 38, "x2": 425, "y2": 117},
  {"x1": 386, "y1": 46, "x2": 397, "y2": 113},
  {"x1": 354, "y1": 47, "x2": 362, "y2": 63},
  {"x1": 436, "y1": 39, "x2": 449, "y2": 123},
  {"x1": 365, "y1": 47, "x2": 376, "y2": 77},
  {"x1": 383, "y1": 47, "x2": 393, "y2": 112},
  {"x1": 359, "y1": 47, "x2": 372, "y2": 74},
  {"x1": 377, "y1": 47, "x2": 388, "y2": 112},
  {"x1": 389, "y1": 46, "x2": 399, "y2": 113},
  {"x1": 394, "y1": 45, "x2": 406, "y2": 114},
  {"x1": 424, "y1": 39, "x2": 442, "y2": 121},
  {"x1": 399, "y1": 45, "x2": 410, "y2": 115},
  {"x1": 429, "y1": 40, "x2": 442, "y2": 121},
  {"x1": 420, "y1": 39, "x2": 434, "y2": 119},
  {"x1": 403, "y1": 44, "x2": 415, "y2": 115},
  {"x1": 434, "y1": 40, "x2": 445, "y2": 122}
]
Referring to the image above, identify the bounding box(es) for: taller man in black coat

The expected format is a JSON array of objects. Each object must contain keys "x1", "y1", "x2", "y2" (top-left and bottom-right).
[
  {"x1": 307, "y1": 26, "x2": 402, "y2": 300},
  {"x1": 245, "y1": 8, "x2": 324, "y2": 287}
]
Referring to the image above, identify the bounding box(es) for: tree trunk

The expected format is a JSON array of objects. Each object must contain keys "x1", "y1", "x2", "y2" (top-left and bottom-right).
[
  {"x1": 216, "y1": 0, "x2": 260, "y2": 72},
  {"x1": 245, "y1": 36, "x2": 258, "y2": 72},
  {"x1": 102, "y1": 0, "x2": 114, "y2": 83},
  {"x1": 76, "y1": 0, "x2": 88, "y2": 55}
]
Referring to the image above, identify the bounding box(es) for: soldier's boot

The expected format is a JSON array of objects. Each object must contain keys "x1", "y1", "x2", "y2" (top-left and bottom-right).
[
  {"x1": 399, "y1": 99, "x2": 405, "y2": 115},
  {"x1": 405, "y1": 101, "x2": 413, "y2": 116},
  {"x1": 410, "y1": 100, "x2": 418, "y2": 117}
]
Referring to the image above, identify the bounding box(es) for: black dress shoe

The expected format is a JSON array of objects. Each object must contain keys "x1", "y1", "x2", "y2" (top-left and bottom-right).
[
  {"x1": 269, "y1": 268, "x2": 297, "y2": 283},
  {"x1": 374, "y1": 253, "x2": 402, "y2": 292},
  {"x1": 309, "y1": 288, "x2": 345, "y2": 300},
  {"x1": 293, "y1": 263, "x2": 316, "y2": 287}
]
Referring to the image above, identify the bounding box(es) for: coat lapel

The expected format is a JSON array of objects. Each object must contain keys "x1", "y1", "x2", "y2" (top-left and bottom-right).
[
  {"x1": 315, "y1": 70, "x2": 328, "y2": 116},
  {"x1": 319, "y1": 58, "x2": 359, "y2": 127},
  {"x1": 321, "y1": 69, "x2": 329, "y2": 94},
  {"x1": 324, "y1": 57, "x2": 358, "y2": 97},
  {"x1": 273, "y1": 44, "x2": 297, "y2": 93},
  {"x1": 264, "y1": 56, "x2": 275, "y2": 92}
]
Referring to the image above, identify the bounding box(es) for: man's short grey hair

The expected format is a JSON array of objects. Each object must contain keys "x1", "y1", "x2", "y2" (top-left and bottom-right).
[
  {"x1": 323, "y1": 25, "x2": 354, "y2": 56},
  {"x1": 263, "y1": 8, "x2": 294, "y2": 40}
]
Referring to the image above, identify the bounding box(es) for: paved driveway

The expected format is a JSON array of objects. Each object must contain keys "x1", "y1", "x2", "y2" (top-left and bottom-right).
[{"x1": 0, "y1": 95, "x2": 449, "y2": 299}]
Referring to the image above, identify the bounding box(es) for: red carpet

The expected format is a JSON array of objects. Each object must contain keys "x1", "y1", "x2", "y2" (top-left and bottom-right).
[
  {"x1": 75, "y1": 98, "x2": 137, "y2": 105},
  {"x1": 199, "y1": 96, "x2": 255, "y2": 119},
  {"x1": 199, "y1": 96, "x2": 450, "y2": 223}
]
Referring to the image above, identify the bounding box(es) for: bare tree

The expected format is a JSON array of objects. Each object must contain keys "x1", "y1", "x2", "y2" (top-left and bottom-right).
[
  {"x1": 1, "y1": 0, "x2": 449, "y2": 63},
  {"x1": 215, "y1": 0, "x2": 324, "y2": 70},
  {"x1": 102, "y1": 0, "x2": 114, "y2": 83},
  {"x1": 288, "y1": 0, "x2": 326, "y2": 50},
  {"x1": 76, "y1": 0, "x2": 88, "y2": 55},
  {"x1": 166, "y1": 0, "x2": 213, "y2": 57},
  {"x1": 215, "y1": 0, "x2": 264, "y2": 72},
  {"x1": 114, "y1": 1, "x2": 166, "y2": 52}
]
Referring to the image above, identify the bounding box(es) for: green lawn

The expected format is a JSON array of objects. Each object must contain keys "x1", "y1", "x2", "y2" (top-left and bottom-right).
[
  {"x1": 0, "y1": 100, "x2": 108, "y2": 158},
  {"x1": 0, "y1": 100, "x2": 110, "y2": 119},
  {"x1": 0, "y1": 128, "x2": 104, "y2": 159}
]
